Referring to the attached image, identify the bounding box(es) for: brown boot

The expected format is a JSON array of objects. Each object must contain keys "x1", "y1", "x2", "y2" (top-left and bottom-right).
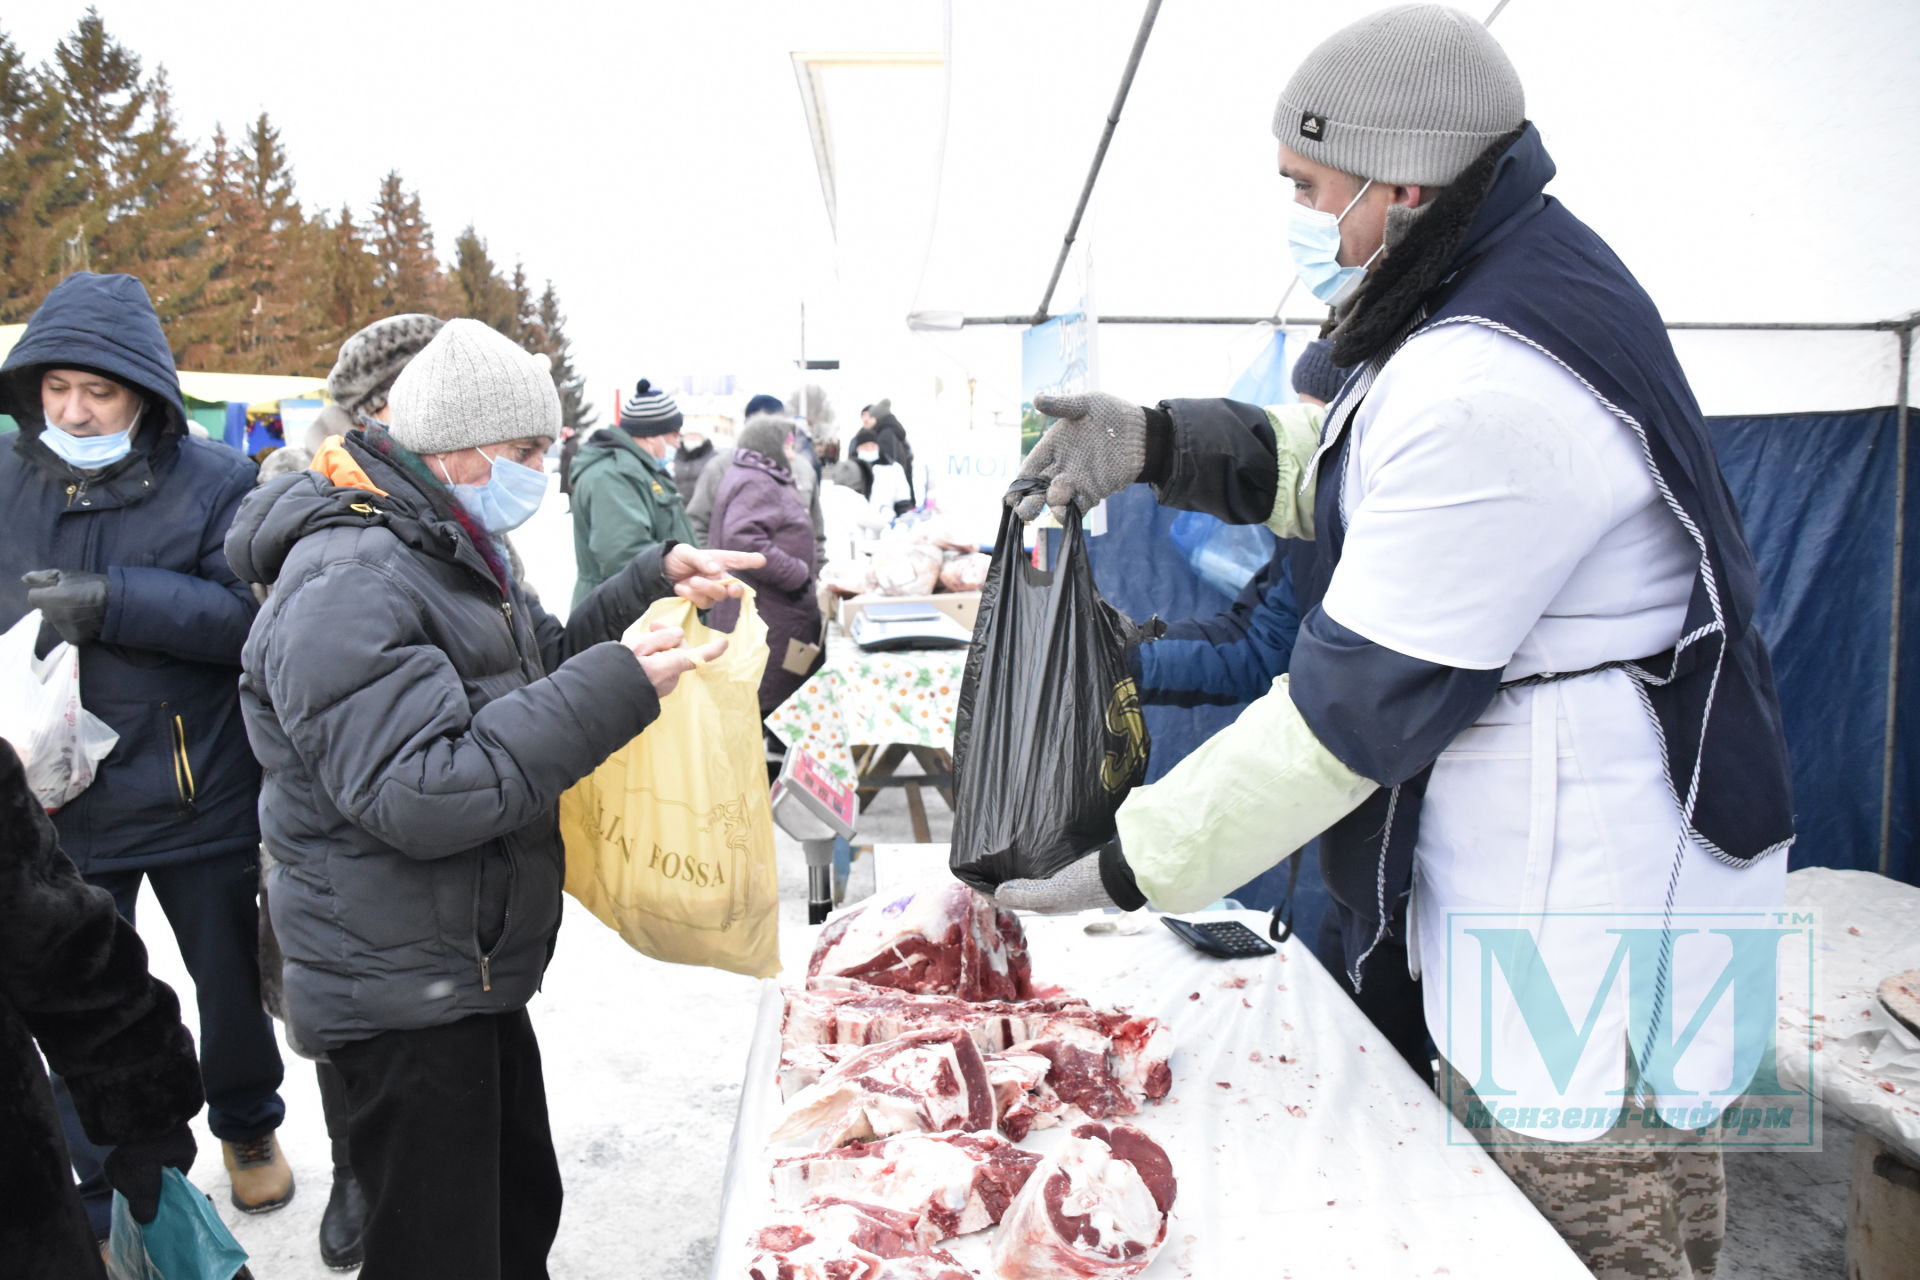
[{"x1": 222, "y1": 1133, "x2": 296, "y2": 1214}]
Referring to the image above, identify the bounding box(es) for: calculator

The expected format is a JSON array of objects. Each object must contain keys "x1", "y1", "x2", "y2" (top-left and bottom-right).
[{"x1": 1160, "y1": 916, "x2": 1277, "y2": 959}]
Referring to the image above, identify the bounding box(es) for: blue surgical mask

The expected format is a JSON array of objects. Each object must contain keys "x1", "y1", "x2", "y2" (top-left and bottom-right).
[
  {"x1": 441, "y1": 447, "x2": 548, "y2": 534},
  {"x1": 1287, "y1": 180, "x2": 1383, "y2": 306},
  {"x1": 41, "y1": 405, "x2": 142, "y2": 470}
]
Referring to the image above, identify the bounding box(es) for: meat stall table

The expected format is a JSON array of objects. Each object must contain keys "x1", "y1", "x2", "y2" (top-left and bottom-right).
[
  {"x1": 766, "y1": 636, "x2": 966, "y2": 844},
  {"x1": 712, "y1": 902, "x2": 1589, "y2": 1278}
]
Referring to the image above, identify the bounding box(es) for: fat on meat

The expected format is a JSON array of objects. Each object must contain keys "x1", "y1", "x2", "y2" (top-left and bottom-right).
[
  {"x1": 1010, "y1": 1010, "x2": 1172, "y2": 1121},
  {"x1": 772, "y1": 1028, "x2": 994, "y2": 1151},
  {"x1": 990, "y1": 1123, "x2": 1178, "y2": 1279},
  {"x1": 746, "y1": 1198, "x2": 972, "y2": 1279},
  {"x1": 772, "y1": 1130, "x2": 1041, "y2": 1240},
  {"x1": 809, "y1": 882, "x2": 1032, "y2": 1001},
  {"x1": 782, "y1": 980, "x2": 1070, "y2": 1054},
  {"x1": 984, "y1": 1051, "x2": 1062, "y2": 1141}
]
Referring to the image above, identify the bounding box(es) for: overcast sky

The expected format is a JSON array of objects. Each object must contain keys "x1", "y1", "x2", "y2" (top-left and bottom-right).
[{"x1": 8, "y1": 1, "x2": 945, "y2": 413}]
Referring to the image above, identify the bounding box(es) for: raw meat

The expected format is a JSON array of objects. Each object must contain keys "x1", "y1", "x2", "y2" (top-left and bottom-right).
[
  {"x1": 1010, "y1": 1009, "x2": 1173, "y2": 1120},
  {"x1": 984, "y1": 1051, "x2": 1062, "y2": 1141},
  {"x1": 780, "y1": 981, "x2": 1171, "y2": 1123},
  {"x1": 772, "y1": 1130, "x2": 1041, "y2": 1240},
  {"x1": 778, "y1": 1043, "x2": 856, "y2": 1099},
  {"x1": 772, "y1": 1028, "x2": 994, "y2": 1151},
  {"x1": 809, "y1": 882, "x2": 1033, "y2": 1002},
  {"x1": 746, "y1": 1198, "x2": 972, "y2": 1279},
  {"x1": 991, "y1": 1123, "x2": 1177, "y2": 1279}
]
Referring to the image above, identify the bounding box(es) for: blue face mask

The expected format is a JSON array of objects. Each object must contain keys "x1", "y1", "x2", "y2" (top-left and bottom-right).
[
  {"x1": 40, "y1": 405, "x2": 141, "y2": 470},
  {"x1": 441, "y1": 447, "x2": 548, "y2": 534},
  {"x1": 1287, "y1": 180, "x2": 1383, "y2": 306}
]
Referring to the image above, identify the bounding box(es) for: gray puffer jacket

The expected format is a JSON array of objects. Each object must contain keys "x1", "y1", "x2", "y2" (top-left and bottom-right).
[{"x1": 226, "y1": 432, "x2": 670, "y2": 1051}]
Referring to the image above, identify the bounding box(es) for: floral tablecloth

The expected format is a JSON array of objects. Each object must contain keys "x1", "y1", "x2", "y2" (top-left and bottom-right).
[{"x1": 766, "y1": 644, "x2": 966, "y2": 789}]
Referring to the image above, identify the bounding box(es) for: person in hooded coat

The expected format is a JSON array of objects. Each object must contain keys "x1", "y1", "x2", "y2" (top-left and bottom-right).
[
  {"x1": 706, "y1": 415, "x2": 826, "y2": 716},
  {"x1": 0, "y1": 271, "x2": 293, "y2": 1235},
  {"x1": 0, "y1": 739, "x2": 205, "y2": 1280}
]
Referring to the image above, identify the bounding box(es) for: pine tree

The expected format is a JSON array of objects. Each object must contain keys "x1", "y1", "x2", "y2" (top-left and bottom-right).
[
  {"x1": 0, "y1": 29, "x2": 81, "y2": 318},
  {"x1": 509, "y1": 260, "x2": 535, "y2": 346},
  {"x1": 51, "y1": 8, "x2": 145, "y2": 248},
  {"x1": 105, "y1": 66, "x2": 226, "y2": 365},
  {"x1": 306, "y1": 200, "x2": 380, "y2": 365},
  {"x1": 370, "y1": 170, "x2": 442, "y2": 315},
  {"x1": 535, "y1": 280, "x2": 596, "y2": 436},
  {"x1": 197, "y1": 124, "x2": 258, "y2": 362},
  {"x1": 226, "y1": 111, "x2": 310, "y2": 371},
  {"x1": 450, "y1": 223, "x2": 515, "y2": 332}
]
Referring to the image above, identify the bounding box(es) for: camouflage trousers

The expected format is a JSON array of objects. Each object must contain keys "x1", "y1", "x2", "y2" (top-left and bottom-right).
[{"x1": 1440, "y1": 1059, "x2": 1724, "y2": 1279}]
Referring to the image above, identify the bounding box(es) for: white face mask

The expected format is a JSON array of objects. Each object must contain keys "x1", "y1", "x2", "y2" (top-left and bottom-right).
[
  {"x1": 857, "y1": 448, "x2": 881, "y2": 464},
  {"x1": 42, "y1": 403, "x2": 145, "y2": 470},
  {"x1": 1287, "y1": 180, "x2": 1384, "y2": 306}
]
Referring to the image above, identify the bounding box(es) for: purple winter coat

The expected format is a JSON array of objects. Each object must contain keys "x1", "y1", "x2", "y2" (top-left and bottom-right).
[{"x1": 707, "y1": 448, "x2": 825, "y2": 714}]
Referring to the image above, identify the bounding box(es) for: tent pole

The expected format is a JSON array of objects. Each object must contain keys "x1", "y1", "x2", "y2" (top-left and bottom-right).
[
  {"x1": 1032, "y1": 0, "x2": 1165, "y2": 323},
  {"x1": 1881, "y1": 321, "x2": 1913, "y2": 877}
]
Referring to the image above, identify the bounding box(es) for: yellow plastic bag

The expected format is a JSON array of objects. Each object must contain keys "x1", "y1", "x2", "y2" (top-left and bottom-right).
[{"x1": 560, "y1": 589, "x2": 780, "y2": 977}]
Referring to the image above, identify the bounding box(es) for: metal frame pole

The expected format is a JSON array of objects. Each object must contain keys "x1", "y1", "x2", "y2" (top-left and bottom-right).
[
  {"x1": 1032, "y1": 0, "x2": 1164, "y2": 323},
  {"x1": 1880, "y1": 321, "x2": 1914, "y2": 876}
]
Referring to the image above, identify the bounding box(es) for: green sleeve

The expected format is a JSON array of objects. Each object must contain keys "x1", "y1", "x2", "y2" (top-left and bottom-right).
[
  {"x1": 1116, "y1": 673, "x2": 1375, "y2": 912},
  {"x1": 1262, "y1": 403, "x2": 1323, "y2": 540},
  {"x1": 584, "y1": 466, "x2": 668, "y2": 577}
]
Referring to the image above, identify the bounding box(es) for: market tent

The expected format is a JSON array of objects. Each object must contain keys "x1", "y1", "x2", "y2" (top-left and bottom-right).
[{"x1": 797, "y1": 0, "x2": 1920, "y2": 884}]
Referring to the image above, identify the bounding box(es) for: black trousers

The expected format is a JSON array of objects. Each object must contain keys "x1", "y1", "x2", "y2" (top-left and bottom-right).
[
  {"x1": 52, "y1": 849, "x2": 286, "y2": 1238},
  {"x1": 331, "y1": 1008, "x2": 562, "y2": 1280},
  {"x1": 1313, "y1": 904, "x2": 1434, "y2": 1087}
]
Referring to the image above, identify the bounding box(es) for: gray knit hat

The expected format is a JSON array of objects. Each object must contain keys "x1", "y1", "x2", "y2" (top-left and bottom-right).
[
  {"x1": 328, "y1": 313, "x2": 445, "y2": 416},
  {"x1": 736, "y1": 415, "x2": 792, "y2": 462},
  {"x1": 386, "y1": 319, "x2": 561, "y2": 455},
  {"x1": 1274, "y1": 5, "x2": 1524, "y2": 187},
  {"x1": 621, "y1": 379, "x2": 683, "y2": 437}
]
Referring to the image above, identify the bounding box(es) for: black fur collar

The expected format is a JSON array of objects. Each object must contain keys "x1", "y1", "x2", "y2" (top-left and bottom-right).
[{"x1": 1328, "y1": 125, "x2": 1529, "y2": 368}]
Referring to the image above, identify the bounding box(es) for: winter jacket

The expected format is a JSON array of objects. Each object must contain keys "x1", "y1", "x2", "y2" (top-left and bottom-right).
[
  {"x1": 0, "y1": 272, "x2": 261, "y2": 874},
  {"x1": 707, "y1": 448, "x2": 825, "y2": 715},
  {"x1": 569, "y1": 427, "x2": 695, "y2": 606},
  {"x1": 1132, "y1": 543, "x2": 1303, "y2": 708},
  {"x1": 672, "y1": 436, "x2": 718, "y2": 504},
  {"x1": 227, "y1": 429, "x2": 673, "y2": 1051},
  {"x1": 558, "y1": 429, "x2": 584, "y2": 496},
  {"x1": 0, "y1": 740, "x2": 204, "y2": 1277},
  {"x1": 689, "y1": 446, "x2": 829, "y2": 567}
]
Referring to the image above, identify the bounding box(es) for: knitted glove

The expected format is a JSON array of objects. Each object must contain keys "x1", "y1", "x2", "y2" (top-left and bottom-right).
[
  {"x1": 993, "y1": 841, "x2": 1145, "y2": 915},
  {"x1": 104, "y1": 1124, "x2": 196, "y2": 1225},
  {"x1": 22, "y1": 569, "x2": 110, "y2": 646},
  {"x1": 1009, "y1": 393, "x2": 1148, "y2": 523}
]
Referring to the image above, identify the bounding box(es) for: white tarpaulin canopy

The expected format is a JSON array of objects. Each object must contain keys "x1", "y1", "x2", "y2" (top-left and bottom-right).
[{"x1": 803, "y1": 0, "x2": 1920, "y2": 419}]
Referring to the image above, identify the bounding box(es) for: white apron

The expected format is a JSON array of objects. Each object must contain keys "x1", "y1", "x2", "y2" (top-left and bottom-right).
[{"x1": 1324, "y1": 324, "x2": 1789, "y2": 1141}]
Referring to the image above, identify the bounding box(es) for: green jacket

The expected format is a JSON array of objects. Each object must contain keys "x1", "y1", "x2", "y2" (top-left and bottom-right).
[{"x1": 569, "y1": 428, "x2": 696, "y2": 607}]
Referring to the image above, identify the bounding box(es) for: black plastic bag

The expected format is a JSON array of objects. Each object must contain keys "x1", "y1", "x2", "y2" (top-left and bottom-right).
[{"x1": 949, "y1": 480, "x2": 1153, "y2": 893}]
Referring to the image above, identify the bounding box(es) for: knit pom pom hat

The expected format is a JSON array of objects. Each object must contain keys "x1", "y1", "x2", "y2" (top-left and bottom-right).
[
  {"x1": 621, "y1": 379, "x2": 683, "y2": 437},
  {"x1": 386, "y1": 319, "x2": 561, "y2": 454}
]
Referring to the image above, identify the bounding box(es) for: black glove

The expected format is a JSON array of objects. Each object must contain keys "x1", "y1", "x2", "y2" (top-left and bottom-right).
[
  {"x1": 104, "y1": 1124, "x2": 197, "y2": 1225},
  {"x1": 22, "y1": 569, "x2": 110, "y2": 646}
]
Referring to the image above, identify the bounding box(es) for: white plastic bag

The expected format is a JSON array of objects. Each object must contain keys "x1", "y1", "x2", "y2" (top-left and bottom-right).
[{"x1": 0, "y1": 610, "x2": 119, "y2": 811}]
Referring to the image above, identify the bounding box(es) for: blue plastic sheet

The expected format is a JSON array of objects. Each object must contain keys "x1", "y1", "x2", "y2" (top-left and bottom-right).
[{"x1": 1709, "y1": 407, "x2": 1916, "y2": 885}]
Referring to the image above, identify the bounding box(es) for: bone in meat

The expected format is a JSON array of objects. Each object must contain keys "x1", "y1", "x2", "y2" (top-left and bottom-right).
[
  {"x1": 747, "y1": 1197, "x2": 972, "y2": 1279},
  {"x1": 771, "y1": 1130, "x2": 1042, "y2": 1240},
  {"x1": 809, "y1": 882, "x2": 1033, "y2": 1002},
  {"x1": 772, "y1": 1028, "x2": 994, "y2": 1151},
  {"x1": 991, "y1": 1123, "x2": 1178, "y2": 1279}
]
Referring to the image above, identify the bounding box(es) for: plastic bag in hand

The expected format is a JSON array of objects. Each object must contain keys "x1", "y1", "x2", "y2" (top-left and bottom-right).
[
  {"x1": 105, "y1": 1170, "x2": 249, "y2": 1280},
  {"x1": 949, "y1": 478, "x2": 1152, "y2": 892},
  {"x1": 0, "y1": 610, "x2": 119, "y2": 812}
]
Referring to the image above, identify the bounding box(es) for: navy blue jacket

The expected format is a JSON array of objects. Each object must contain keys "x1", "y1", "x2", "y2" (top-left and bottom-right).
[
  {"x1": 1131, "y1": 543, "x2": 1301, "y2": 707},
  {"x1": 0, "y1": 273, "x2": 261, "y2": 872}
]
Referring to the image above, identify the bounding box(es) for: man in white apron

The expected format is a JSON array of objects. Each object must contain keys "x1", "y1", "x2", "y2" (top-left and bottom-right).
[{"x1": 993, "y1": 8, "x2": 1793, "y2": 1276}]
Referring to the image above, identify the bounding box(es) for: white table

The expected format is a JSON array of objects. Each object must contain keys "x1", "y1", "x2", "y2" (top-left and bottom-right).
[{"x1": 712, "y1": 899, "x2": 1588, "y2": 1278}]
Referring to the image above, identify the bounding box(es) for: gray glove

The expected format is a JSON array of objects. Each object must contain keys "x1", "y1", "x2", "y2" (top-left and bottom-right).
[
  {"x1": 993, "y1": 849, "x2": 1120, "y2": 915},
  {"x1": 1009, "y1": 392, "x2": 1147, "y2": 523}
]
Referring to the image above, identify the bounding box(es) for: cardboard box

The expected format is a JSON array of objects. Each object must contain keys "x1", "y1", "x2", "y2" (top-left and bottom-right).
[{"x1": 838, "y1": 591, "x2": 979, "y2": 633}]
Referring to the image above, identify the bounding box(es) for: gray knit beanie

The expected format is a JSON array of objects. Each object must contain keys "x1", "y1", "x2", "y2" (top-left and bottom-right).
[
  {"x1": 1274, "y1": 5, "x2": 1524, "y2": 187},
  {"x1": 328, "y1": 313, "x2": 445, "y2": 416},
  {"x1": 386, "y1": 319, "x2": 561, "y2": 455},
  {"x1": 621, "y1": 379, "x2": 683, "y2": 437}
]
